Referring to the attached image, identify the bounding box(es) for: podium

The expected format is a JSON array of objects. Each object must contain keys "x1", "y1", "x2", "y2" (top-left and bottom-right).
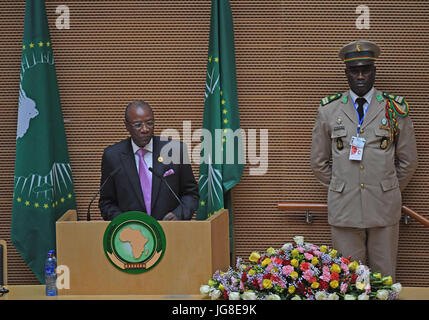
[{"x1": 56, "y1": 209, "x2": 230, "y2": 295}]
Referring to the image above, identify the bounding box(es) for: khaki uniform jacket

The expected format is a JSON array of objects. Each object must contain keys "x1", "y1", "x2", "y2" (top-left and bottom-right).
[{"x1": 310, "y1": 88, "x2": 418, "y2": 228}]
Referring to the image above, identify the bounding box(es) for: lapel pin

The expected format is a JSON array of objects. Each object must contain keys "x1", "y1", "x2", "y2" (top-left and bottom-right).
[{"x1": 158, "y1": 156, "x2": 163, "y2": 163}]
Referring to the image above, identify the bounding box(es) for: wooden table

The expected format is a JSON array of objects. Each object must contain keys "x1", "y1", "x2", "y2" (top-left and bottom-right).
[{"x1": 1, "y1": 285, "x2": 428, "y2": 300}]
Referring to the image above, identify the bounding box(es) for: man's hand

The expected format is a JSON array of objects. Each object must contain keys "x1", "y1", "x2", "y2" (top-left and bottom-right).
[{"x1": 163, "y1": 212, "x2": 178, "y2": 221}]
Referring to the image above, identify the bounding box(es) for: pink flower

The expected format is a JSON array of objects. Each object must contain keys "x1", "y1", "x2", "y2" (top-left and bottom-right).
[
  {"x1": 320, "y1": 266, "x2": 331, "y2": 282},
  {"x1": 297, "y1": 247, "x2": 305, "y2": 253},
  {"x1": 341, "y1": 282, "x2": 349, "y2": 294},
  {"x1": 313, "y1": 250, "x2": 322, "y2": 257},
  {"x1": 341, "y1": 262, "x2": 349, "y2": 272},
  {"x1": 303, "y1": 269, "x2": 314, "y2": 282},
  {"x1": 282, "y1": 265, "x2": 294, "y2": 276},
  {"x1": 310, "y1": 245, "x2": 319, "y2": 251},
  {"x1": 304, "y1": 253, "x2": 313, "y2": 261}
]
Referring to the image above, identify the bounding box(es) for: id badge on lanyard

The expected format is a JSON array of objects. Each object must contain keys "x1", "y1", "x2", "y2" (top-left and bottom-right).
[{"x1": 349, "y1": 125, "x2": 365, "y2": 161}]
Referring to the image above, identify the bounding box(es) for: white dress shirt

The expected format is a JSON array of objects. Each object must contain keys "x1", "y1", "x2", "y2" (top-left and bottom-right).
[{"x1": 349, "y1": 87, "x2": 375, "y2": 121}]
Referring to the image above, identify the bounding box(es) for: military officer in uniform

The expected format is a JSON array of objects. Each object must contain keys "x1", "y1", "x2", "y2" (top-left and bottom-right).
[{"x1": 310, "y1": 40, "x2": 418, "y2": 280}]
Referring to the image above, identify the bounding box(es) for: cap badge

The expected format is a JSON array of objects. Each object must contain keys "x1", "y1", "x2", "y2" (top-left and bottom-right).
[{"x1": 356, "y1": 43, "x2": 362, "y2": 52}]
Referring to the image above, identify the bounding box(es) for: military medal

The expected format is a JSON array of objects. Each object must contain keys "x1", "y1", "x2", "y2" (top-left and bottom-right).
[
  {"x1": 380, "y1": 137, "x2": 388, "y2": 149},
  {"x1": 381, "y1": 118, "x2": 388, "y2": 126},
  {"x1": 336, "y1": 138, "x2": 343, "y2": 150},
  {"x1": 336, "y1": 117, "x2": 342, "y2": 125}
]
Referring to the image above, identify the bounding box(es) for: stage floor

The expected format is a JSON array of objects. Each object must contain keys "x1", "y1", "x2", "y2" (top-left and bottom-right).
[{"x1": 1, "y1": 285, "x2": 428, "y2": 300}]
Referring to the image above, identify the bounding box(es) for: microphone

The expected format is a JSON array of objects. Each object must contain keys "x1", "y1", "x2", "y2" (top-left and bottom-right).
[
  {"x1": 87, "y1": 167, "x2": 121, "y2": 221},
  {"x1": 148, "y1": 167, "x2": 184, "y2": 220}
]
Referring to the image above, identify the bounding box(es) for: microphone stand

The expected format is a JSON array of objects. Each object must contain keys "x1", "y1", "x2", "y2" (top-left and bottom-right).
[{"x1": 87, "y1": 167, "x2": 120, "y2": 221}]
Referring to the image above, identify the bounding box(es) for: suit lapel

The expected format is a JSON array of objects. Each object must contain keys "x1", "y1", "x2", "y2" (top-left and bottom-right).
[
  {"x1": 120, "y1": 139, "x2": 146, "y2": 209},
  {"x1": 341, "y1": 91, "x2": 359, "y2": 125},
  {"x1": 360, "y1": 89, "x2": 385, "y2": 130},
  {"x1": 151, "y1": 136, "x2": 163, "y2": 210}
]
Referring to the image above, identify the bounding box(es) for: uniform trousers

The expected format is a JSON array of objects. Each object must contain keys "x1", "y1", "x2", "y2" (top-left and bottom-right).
[{"x1": 331, "y1": 223, "x2": 399, "y2": 281}]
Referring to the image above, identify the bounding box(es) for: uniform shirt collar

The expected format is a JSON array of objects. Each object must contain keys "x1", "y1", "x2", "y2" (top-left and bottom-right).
[
  {"x1": 349, "y1": 87, "x2": 375, "y2": 106},
  {"x1": 131, "y1": 137, "x2": 153, "y2": 154}
]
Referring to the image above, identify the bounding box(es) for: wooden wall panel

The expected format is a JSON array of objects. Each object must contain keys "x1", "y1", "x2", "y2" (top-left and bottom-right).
[{"x1": 0, "y1": 0, "x2": 428, "y2": 287}]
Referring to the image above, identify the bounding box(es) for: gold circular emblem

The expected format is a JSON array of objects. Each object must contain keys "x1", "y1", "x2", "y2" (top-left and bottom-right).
[{"x1": 158, "y1": 156, "x2": 163, "y2": 163}]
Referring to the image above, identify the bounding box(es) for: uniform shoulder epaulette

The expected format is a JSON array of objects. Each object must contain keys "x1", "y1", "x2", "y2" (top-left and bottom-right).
[
  {"x1": 382, "y1": 92, "x2": 409, "y2": 117},
  {"x1": 320, "y1": 93, "x2": 342, "y2": 106}
]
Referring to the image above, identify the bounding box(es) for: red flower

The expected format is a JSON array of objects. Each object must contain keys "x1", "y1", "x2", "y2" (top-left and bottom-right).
[
  {"x1": 282, "y1": 260, "x2": 290, "y2": 266},
  {"x1": 252, "y1": 279, "x2": 259, "y2": 288},
  {"x1": 330, "y1": 272, "x2": 340, "y2": 281},
  {"x1": 223, "y1": 290, "x2": 229, "y2": 300},
  {"x1": 351, "y1": 273, "x2": 358, "y2": 283},
  {"x1": 296, "y1": 281, "x2": 305, "y2": 294},
  {"x1": 300, "y1": 262, "x2": 311, "y2": 271},
  {"x1": 263, "y1": 273, "x2": 271, "y2": 280},
  {"x1": 241, "y1": 273, "x2": 248, "y2": 282},
  {"x1": 309, "y1": 277, "x2": 317, "y2": 284},
  {"x1": 319, "y1": 280, "x2": 329, "y2": 290},
  {"x1": 271, "y1": 275, "x2": 281, "y2": 283},
  {"x1": 341, "y1": 257, "x2": 350, "y2": 265}
]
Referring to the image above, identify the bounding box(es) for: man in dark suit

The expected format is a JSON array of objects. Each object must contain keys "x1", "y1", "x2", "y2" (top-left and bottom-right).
[{"x1": 99, "y1": 101, "x2": 199, "y2": 221}]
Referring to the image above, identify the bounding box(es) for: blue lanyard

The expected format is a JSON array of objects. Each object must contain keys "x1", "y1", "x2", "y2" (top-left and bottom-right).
[{"x1": 352, "y1": 98, "x2": 365, "y2": 134}]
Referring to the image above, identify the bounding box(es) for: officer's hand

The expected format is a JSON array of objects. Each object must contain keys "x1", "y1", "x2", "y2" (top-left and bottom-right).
[{"x1": 163, "y1": 212, "x2": 178, "y2": 221}]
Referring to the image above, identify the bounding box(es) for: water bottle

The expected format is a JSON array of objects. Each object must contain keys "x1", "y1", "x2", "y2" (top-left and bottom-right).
[{"x1": 45, "y1": 249, "x2": 57, "y2": 296}]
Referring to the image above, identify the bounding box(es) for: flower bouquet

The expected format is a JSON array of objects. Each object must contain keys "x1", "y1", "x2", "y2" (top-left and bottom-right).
[{"x1": 201, "y1": 236, "x2": 402, "y2": 300}]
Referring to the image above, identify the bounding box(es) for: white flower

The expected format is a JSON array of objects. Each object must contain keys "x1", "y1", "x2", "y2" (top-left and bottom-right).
[
  {"x1": 315, "y1": 291, "x2": 328, "y2": 300},
  {"x1": 209, "y1": 289, "x2": 222, "y2": 300},
  {"x1": 200, "y1": 285, "x2": 211, "y2": 297},
  {"x1": 392, "y1": 283, "x2": 402, "y2": 293},
  {"x1": 281, "y1": 242, "x2": 293, "y2": 251},
  {"x1": 229, "y1": 292, "x2": 241, "y2": 300},
  {"x1": 242, "y1": 291, "x2": 257, "y2": 300},
  {"x1": 293, "y1": 236, "x2": 305, "y2": 246},
  {"x1": 327, "y1": 293, "x2": 339, "y2": 300},
  {"x1": 266, "y1": 294, "x2": 281, "y2": 300},
  {"x1": 358, "y1": 293, "x2": 370, "y2": 300},
  {"x1": 357, "y1": 264, "x2": 370, "y2": 284},
  {"x1": 376, "y1": 289, "x2": 389, "y2": 300},
  {"x1": 344, "y1": 294, "x2": 357, "y2": 300},
  {"x1": 291, "y1": 295, "x2": 302, "y2": 300}
]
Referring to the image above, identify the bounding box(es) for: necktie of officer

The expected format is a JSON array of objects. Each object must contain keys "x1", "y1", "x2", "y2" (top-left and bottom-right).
[
  {"x1": 137, "y1": 148, "x2": 151, "y2": 215},
  {"x1": 356, "y1": 97, "x2": 366, "y2": 122}
]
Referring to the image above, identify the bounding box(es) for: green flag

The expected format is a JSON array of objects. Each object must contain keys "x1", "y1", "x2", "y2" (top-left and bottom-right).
[
  {"x1": 197, "y1": 0, "x2": 243, "y2": 249},
  {"x1": 11, "y1": 0, "x2": 77, "y2": 283}
]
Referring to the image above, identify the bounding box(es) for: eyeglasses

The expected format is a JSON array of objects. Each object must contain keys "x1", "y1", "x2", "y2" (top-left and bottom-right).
[{"x1": 127, "y1": 120, "x2": 154, "y2": 130}]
